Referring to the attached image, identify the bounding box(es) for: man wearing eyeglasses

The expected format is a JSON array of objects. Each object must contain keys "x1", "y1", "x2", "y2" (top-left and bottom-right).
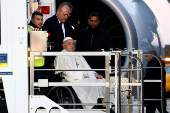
[
  {"x1": 43, "y1": 2, "x2": 73, "y2": 52},
  {"x1": 42, "y1": 2, "x2": 73, "y2": 82}
]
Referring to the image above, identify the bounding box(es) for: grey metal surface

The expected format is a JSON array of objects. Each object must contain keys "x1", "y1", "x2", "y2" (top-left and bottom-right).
[
  {"x1": 34, "y1": 82, "x2": 110, "y2": 87},
  {"x1": 105, "y1": 55, "x2": 110, "y2": 113},
  {"x1": 102, "y1": 0, "x2": 138, "y2": 78},
  {"x1": 143, "y1": 80, "x2": 161, "y2": 82},
  {"x1": 128, "y1": 53, "x2": 133, "y2": 113},
  {"x1": 30, "y1": 51, "x2": 114, "y2": 112},
  {"x1": 114, "y1": 53, "x2": 118, "y2": 113},
  {"x1": 46, "y1": 103, "x2": 106, "y2": 105},
  {"x1": 118, "y1": 53, "x2": 122, "y2": 113},
  {"x1": 34, "y1": 52, "x2": 110, "y2": 56},
  {"x1": 30, "y1": 31, "x2": 47, "y2": 52},
  {"x1": 30, "y1": 50, "x2": 150, "y2": 113},
  {"x1": 102, "y1": 0, "x2": 138, "y2": 51},
  {"x1": 34, "y1": 69, "x2": 106, "y2": 71},
  {"x1": 137, "y1": 51, "x2": 141, "y2": 113},
  {"x1": 143, "y1": 67, "x2": 161, "y2": 68},
  {"x1": 119, "y1": 51, "x2": 144, "y2": 113},
  {"x1": 36, "y1": 109, "x2": 106, "y2": 113},
  {"x1": 30, "y1": 52, "x2": 34, "y2": 95},
  {"x1": 112, "y1": 69, "x2": 142, "y2": 71},
  {"x1": 121, "y1": 83, "x2": 142, "y2": 86}
]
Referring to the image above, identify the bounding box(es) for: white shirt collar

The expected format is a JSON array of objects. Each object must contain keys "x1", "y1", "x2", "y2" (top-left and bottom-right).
[
  {"x1": 56, "y1": 15, "x2": 60, "y2": 23},
  {"x1": 62, "y1": 49, "x2": 67, "y2": 52},
  {"x1": 56, "y1": 15, "x2": 65, "y2": 37},
  {"x1": 56, "y1": 14, "x2": 62, "y2": 24}
]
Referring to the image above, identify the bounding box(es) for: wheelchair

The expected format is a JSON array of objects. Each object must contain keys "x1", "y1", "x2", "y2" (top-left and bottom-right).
[
  {"x1": 40, "y1": 72, "x2": 105, "y2": 109},
  {"x1": 45, "y1": 73, "x2": 83, "y2": 109}
]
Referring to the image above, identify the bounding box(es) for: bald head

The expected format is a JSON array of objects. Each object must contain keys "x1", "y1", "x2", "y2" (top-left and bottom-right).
[
  {"x1": 57, "y1": 2, "x2": 73, "y2": 23},
  {"x1": 145, "y1": 51, "x2": 157, "y2": 63}
]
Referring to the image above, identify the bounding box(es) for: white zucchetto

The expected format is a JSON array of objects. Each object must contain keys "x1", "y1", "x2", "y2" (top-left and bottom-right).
[{"x1": 63, "y1": 37, "x2": 73, "y2": 42}]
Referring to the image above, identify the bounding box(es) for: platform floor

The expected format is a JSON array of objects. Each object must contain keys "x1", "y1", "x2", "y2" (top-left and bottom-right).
[{"x1": 0, "y1": 99, "x2": 170, "y2": 113}]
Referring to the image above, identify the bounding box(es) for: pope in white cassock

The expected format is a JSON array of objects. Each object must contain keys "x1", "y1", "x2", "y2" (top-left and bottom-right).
[{"x1": 54, "y1": 37, "x2": 114, "y2": 109}]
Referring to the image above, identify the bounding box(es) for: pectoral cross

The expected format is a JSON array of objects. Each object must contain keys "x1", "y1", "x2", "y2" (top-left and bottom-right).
[
  {"x1": 75, "y1": 60, "x2": 79, "y2": 68},
  {"x1": 74, "y1": 56, "x2": 79, "y2": 68}
]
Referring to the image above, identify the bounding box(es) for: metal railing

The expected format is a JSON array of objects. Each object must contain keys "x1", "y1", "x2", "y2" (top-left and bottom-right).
[
  {"x1": 30, "y1": 51, "x2": 112, "y2": 113},
  {"x1": 112, "y1": 50, "x2": 144, "y2": 113},
  {"x1": 30, "y1": 50, "x2": 166, "y2": 113}
]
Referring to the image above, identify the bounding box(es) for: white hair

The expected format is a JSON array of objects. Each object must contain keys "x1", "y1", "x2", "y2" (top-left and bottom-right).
[{"x1": 63, "y1": 37, "x2": 73, "y2": 44}]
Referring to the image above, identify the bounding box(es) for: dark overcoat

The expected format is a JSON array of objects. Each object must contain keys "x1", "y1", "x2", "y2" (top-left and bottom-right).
[
  {"x1": 144, "y1": 57, "x2": 165, "y2": 106},
  {"x1": 42, "y1": 15, "x2": 71, "y2": 81},
  {"x1": 76, "y1": 26, "x2": 111, "y2": 77}
]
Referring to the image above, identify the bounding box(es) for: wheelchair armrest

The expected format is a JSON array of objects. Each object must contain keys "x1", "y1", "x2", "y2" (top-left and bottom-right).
[{"x1": 61, "y1": 78, "x2": 68, "y2": 82}]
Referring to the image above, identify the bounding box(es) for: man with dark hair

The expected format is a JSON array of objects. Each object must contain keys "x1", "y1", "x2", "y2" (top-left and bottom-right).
[
  {"x1": 27, "y1": 11, "x2": 44, "y2": 94},
  {"x1": 76, "y1": 12, "x2": 111, "y2": 78},
  {"x1": 42, "y1": 2, "x2": 73, "y2": 82},
  {"x1": 28, "y1": 11, "x2": 43, "y2": 46},
  {"x1": 28, "y1": 11, "x2": 44, "y2": 68},
  {"x1": 144, "y1": 51, "x2": 168, "y2": 113}
]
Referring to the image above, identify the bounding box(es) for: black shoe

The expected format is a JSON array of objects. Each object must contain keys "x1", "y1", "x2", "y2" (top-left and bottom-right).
[
  {"x1": 92, "y1": 105, "x2": 98, "y2": 109},
  {"x1": 92, "y1": 105, "x2": 104, "y2": 109},
  {"x1": 110, "y1": 109, "x2": 115, "y2": 113}
]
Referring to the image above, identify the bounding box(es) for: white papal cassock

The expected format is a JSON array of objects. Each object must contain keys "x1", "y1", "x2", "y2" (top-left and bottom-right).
[{"x1": 54, "y1": 49, "x2": 114, "y2": 109}]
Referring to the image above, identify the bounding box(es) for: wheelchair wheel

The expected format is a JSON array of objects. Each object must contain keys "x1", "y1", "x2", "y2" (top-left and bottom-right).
[{"x1": 47, "y1": 86, "x2": 76, "y2": 109}]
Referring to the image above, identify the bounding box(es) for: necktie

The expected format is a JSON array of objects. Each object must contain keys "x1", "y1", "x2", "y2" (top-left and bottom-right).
[
  {"x1": 60, "y1": 22, "x2": 63, "y2": 34},
  {"x1": 60, "y1": 22, "x2": 63, "y2": 30},
  {"x1": 60, "y1": 22, "x2": 62, "y2": 28}
]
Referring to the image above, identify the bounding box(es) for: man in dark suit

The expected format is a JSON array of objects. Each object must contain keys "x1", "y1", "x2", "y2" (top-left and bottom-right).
[
  {"x1": 144, "y1": 51, "x2": 168, "y2": 113},
  {"x1": 42, "y1": 2, "x2": 73, "y2": 82},
  {"x1": 76, "y1": 12, "x2": 111, "y2": 78},
  {"x1": 43, "y1": 2, "x2": 73, "y2": 52}
]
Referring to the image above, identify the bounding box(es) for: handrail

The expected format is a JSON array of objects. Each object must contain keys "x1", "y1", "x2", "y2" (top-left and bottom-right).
[
  {"x1": 111, "y1": 51, "x2": 144, "y2": 113},
  {"x1": 30, "y1": 51, "x2": 160, "y2": 113},
  {"x1": 34, "y1": 69, "x2": 106, "y2": 71},
  {"x1": 30, "y1": 51, "x2": 113, "y2": 113},
  {"x1": 34, "y1": 82, "x2": 110, "y2": 87},
  {"x1": 121, "y1": 53, "x2": 144, "y2": 113},
  {"x1": 33, "y1": 51, "x2": 111, "y2": 56}
]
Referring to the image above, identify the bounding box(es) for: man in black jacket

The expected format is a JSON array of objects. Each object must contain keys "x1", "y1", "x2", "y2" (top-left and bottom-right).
[
  {"x1": 27, "y1": 11, "x2": 44, "y2": 94},
  {"x1": 144, "y1": 51, "x2": 168, "y2": 113},
  {"x1": 42, "y1": 2, "x2": 73, "y2": 82},
  {"x1": 28, "y1": 11, "x2": 43, "y2": 46},
  {"x1": 43, "y1": 2, "x2": 73, "y2": 52},
  {"x1": 76, "y1": 12, "x2": 111, "y2": 78}
]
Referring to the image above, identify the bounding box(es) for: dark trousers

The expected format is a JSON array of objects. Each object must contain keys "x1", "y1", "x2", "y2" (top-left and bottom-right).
[
  {"x1": 146, "y1": 105, "x2": 162, "y2": 113},
  {"x1": 28, "y1": 67, "x2": 47, "y2": 95},
  {"x1": 146, "y1": 104, "x2": 168, "y2": 113},
  {"x1": 28, "y1": 67, "x2": 44, "y2": 82}
]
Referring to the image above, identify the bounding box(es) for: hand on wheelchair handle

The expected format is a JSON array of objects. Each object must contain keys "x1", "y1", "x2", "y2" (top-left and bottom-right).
[
  {"x1": 51, "y1": 63, "x2": 54, "y2": 68},
  {"x1": 83, "y1": 76, "x2": 89, "y2": 79}
]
